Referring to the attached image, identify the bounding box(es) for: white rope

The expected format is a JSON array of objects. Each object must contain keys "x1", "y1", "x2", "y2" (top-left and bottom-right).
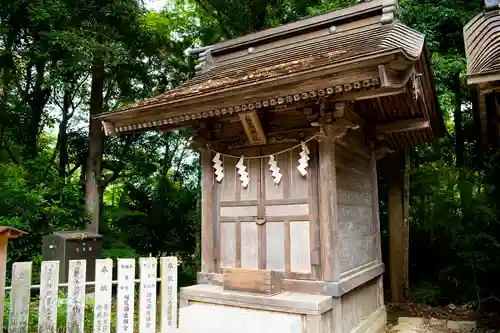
[{"x1": 206, "y1": 132, "x2": 324, "y2": 159}]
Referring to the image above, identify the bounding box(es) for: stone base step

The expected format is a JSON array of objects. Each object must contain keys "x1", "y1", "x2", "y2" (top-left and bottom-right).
[{"x1": 394, "y1": 317, "x2": 476, "y2": 332}]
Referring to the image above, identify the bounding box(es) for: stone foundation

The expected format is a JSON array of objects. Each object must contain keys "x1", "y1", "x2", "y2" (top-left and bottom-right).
[{"x1": 179, "y1": 276, "x2": 386, "y2": 333}]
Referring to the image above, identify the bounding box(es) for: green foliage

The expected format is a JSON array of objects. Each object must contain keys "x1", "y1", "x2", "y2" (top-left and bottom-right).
[
  {"x1": 0, "y1": 158, "x2": 87, "y2": 281},
  {"x1": 2, "y1": 0, "x2": 500, "y2": 313}
]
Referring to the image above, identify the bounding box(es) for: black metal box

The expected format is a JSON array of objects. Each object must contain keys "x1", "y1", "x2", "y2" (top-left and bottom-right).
[{"x1": 42, "y1": 231, "x2": 103, "y2": 286}]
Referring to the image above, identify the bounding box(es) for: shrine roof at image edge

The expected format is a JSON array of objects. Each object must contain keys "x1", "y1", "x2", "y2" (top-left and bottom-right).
[{"x1": 95, "y1": 0, "x2": 444, "y2": 149}]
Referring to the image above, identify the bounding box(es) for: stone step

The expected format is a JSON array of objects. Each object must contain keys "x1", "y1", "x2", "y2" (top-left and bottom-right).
[{"x1": 394, "y1": 317, "x2": 476, "y2": 332}]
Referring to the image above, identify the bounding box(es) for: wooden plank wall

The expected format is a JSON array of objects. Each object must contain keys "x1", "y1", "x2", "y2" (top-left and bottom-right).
[
  {"x1": 336, "y1": 133, "x2": 377, "y2": 275},
  {"x1": 340, "y1": 277, "x2": 383, "y2": 333}
]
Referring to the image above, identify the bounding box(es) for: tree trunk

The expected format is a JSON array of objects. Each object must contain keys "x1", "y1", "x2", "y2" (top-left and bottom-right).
[
  {"x1": 58, "y1": 89, "x2": 71, "y2": 179},
  {"x1": 387, "y1": 150, "x2": 410, "y2": 303},
  {"x1": 85, "y1": 60, "x2": 105, "y2": 234},
  {"x1": 26, "y1": 59, "x2": 49, "y2": 159},
  {"x1": 454, "y1": 73, "x2": 464, "y2": 169}
]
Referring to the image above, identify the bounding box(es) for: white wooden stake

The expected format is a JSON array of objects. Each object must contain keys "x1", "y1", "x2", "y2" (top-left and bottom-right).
[
  {"x1": 139, "y1": 258, "x2": 157, "y2": 333},
  {"x1": 66, "y1": 260, "x2": 86, "y2": 333},
  {"x1": 160, "y1": 257, "x2": 178, "y2": 333},
  {"x1": 8, "y1": 262, "x2": 32, "y2": 333},
  {"x1": 117, "y1": 259, "x2": 136, "y2": 333},
  {"x1": 39, "y1": 261, "x2": 59, "y2": 333},
  {"x1": 94, "y1": 259, "x2": 113, "y2": 333}
]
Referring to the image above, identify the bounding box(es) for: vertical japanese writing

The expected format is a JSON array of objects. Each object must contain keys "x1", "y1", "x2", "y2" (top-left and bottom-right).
[
  {"x1": 66, "y1": 260, "x2": 86, "y2": 333},
  {"x1": 139, "y1": 258, "x2": 157, "y2": 333},
  {"x1": 93, "y1": 259, "x2": 112, "y2": 333},
  {"x1": 160, "y1": 257, "x2": 178, "y2": 333},
  {"x1": 8, "y1": 262, "x2": 32, "y2": 333},
  {"x1": 116, "y1": 259, "x2": 135, "y2": 333},
  {"x1": 38, "y1": 261, "x2": 59, "y2": 333}
]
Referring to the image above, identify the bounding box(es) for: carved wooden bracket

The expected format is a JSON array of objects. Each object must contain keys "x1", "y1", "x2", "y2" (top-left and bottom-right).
[
  {"x1": 102, "y1": 121, "x2": 115, "y2": 136},
  {"x1": 411, "y1": 71, "x2": 423, "y2": 100},
  {"x1": 374, "y1": 145, "x2": 395, "y2": 160},
  {"x1": 239, "y1": 111, "x2": 267, "y2": 145},
  {"x1": 378, "y1": 64, "x2": 414, "y2": 89}
]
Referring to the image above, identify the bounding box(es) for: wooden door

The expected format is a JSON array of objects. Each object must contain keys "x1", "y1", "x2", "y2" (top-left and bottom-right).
[{"x1": 216, "y1": 145, "x2": 319, "y2": 280}]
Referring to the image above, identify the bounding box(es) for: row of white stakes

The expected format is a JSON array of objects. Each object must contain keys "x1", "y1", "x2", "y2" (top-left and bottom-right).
[{"x1": 6, "y1": 257, "x2": 178, "y2": 333}]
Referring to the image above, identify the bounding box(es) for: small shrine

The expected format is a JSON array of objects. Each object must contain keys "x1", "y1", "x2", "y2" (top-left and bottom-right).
[
  {"x1": 464, "y1": 0, "x2": 500, "y2": 146},
  {"x1": 96, "y1": 0, "x2": 442, "y2": 332}
]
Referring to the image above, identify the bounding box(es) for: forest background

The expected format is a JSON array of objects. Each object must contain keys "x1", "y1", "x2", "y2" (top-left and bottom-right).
[{"x1": 1, "y1": 0, "x2": 498, "y2": 313}]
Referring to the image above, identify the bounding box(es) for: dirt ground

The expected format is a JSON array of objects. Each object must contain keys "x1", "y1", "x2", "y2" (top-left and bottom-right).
[
  {"x1": 386, "y1": 303, "x2": 479, "y2": 324},
  {"x1": 389, "y1": 302, "x2": 500, "y2": 332}
]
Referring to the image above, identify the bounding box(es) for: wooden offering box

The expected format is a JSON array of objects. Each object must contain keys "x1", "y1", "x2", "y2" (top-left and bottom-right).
[
  {"x1": 96, "y1": 0, "x2": 443, "y2": 332},
  {"x1": 223, "y1": 268, "x2": 283, "y2": 295}
]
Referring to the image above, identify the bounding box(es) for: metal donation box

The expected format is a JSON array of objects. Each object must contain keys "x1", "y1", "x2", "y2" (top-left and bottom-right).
[{"x1": 42, "y1": 231, "x2": 103, "y2": 285}]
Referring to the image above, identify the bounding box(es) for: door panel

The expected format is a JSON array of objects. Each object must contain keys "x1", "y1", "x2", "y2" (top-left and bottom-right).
[
  {"x1": 217, "y1": 147, "x2": 318, "y2": 280},
  {"x1": 240, "y1": 222, "x2": 259, "y2": 269},
  {"x1": 220, "y1": 222, "x2": 237, "y2": 268},
  {"x1": 266, "y1": 222, "x2": 286, "y2": 271}
]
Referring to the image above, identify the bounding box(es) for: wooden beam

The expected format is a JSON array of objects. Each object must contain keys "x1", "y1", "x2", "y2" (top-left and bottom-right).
[
  {"x1": 318, "y1": 124, "x2": 341, "y2": 282},
  {"x1": 374, "y1": 118, "x2": 429, "y2": 134},
  {"x1": 387, "y1": 151, "x2": 409, "y2": 303},
  {"x1": 201, "y1": 150, "x2": 215, "y2": 273},
  {"x1": 239, "y1": 111, "x2": 267, "y2": 145}
]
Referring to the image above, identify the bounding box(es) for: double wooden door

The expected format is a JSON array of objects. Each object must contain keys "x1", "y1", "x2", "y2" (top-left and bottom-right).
[{"x1": 215, "y1": 147, "x2": 319, "y2": 280}]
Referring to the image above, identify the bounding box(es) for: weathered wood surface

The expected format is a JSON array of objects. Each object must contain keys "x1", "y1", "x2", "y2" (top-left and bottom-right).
[
  {"x1": 8, "y1": 262, "x2": 32, "y2": 333},
  {"x1": 160, "y1": 257, "x2": 178, "y2": 333},
  {"x1": 240, "y1": 222, "x2": 259, "y2": 269},
  {"x1": 66, "y1": 260, "x2": 86, "y2": 333},
  {"x1": 117, "y1": 259, "x2": 136, "y2": 333},
  {"x1": 266, "y1": 222, "x2": 285, "y2": 271},
  {"x1": 223, "y1": 268, "x2": 283, "y2": 295},
  {"x1": 39, "y1": 261, "x2": 59, "y2": 333},
  {"x1": 216, "y1": 152, "x2": 316, "y2": 277},
  {"x1": 336, "y1": 138, "x2": 377, "y2": 274},
  {"x1": 290, "y1": 221, "x2": 312, "y2": 274},
  {"x1": 319, "y1": 124, "x2": 340, "y2": 281},
  {"x1": 387, "y1": 151, "x2": 409, "y2": 302},
  {"x1": 220, "y1": 222, "x2": 237, "y2": 268},
  {"x1": 201, "y1": 149, "x2": 215, "y2": 273},
  {"x1": 341, "y1": 278, "x2": 383, "y2": 333}
]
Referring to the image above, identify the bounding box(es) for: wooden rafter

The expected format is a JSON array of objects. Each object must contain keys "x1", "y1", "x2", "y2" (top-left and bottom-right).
[{"x1": 374, "y1": 118, "x2": 429, "y2": 134}]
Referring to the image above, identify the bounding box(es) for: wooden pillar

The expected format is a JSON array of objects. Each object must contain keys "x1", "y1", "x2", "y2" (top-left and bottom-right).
[
  {"x1": 0, "y1": 227, "x2": 26, "y2": 333},
  {"x1": 387, "y1": 151, "x2": 409, "y2": 303},
  {"x1": 318, "y1": 124, "x2": 340, "y2": 282},
  {"x1": 370, "y1": 152, "x2": 382, "y2": 262},
  {"x1": 200, "y1": 149, "x2": 215, "y2": 273}
]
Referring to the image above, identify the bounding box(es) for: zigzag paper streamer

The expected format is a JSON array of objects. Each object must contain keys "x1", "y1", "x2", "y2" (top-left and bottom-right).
[
  {"x1": 297, "y1": 142, "x2": 310, "y2": 176},
  {"x1": 212, "y1": 153, "x2": 224, "y2": 182},
  {"x1": 236, "y1": 156, "x2": 249, "y2": 188},
  {"x1": 268, "y1": 155, "x2": 282, "y2": 184}
]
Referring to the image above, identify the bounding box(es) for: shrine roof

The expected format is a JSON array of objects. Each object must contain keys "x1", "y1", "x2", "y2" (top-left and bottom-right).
[
  {"x1": 95, "y1": 0, "x2": 443, "y2": 150},
  {"x1": 107, "y1": 22, "x2": 423, "y2": 115},
  {"x1": 464, "y1": 7, "x2": 500, "y2": 146},
  {"x1": 464, "y1": 10, "x2": 500, "y2": 85},
  {"x1": 0, "y1": 226, "x2": 26, "y2": 239}
]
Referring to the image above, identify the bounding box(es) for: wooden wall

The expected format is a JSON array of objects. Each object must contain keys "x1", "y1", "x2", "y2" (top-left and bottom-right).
[
  {"x1": 215, "y1": 145, "x2": 319, "y2": 279},
  {"x1": 340, "y1": 276, "x2": 383, "y2": 333},
  {"x1": 335, "y1": 133, "x2": 378, "y2": 276},
  {"x1": 201, "y1": 128, "x2": 382, "y2": 287}
]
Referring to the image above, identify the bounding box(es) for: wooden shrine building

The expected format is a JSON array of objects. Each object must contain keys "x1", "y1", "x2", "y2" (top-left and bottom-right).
[
  {"x1": 464, "y1": 1, "x2": 500, "y2": 146},
  {"x1": 96, "y1": 0, "x2": 441, "y2": 332}
]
